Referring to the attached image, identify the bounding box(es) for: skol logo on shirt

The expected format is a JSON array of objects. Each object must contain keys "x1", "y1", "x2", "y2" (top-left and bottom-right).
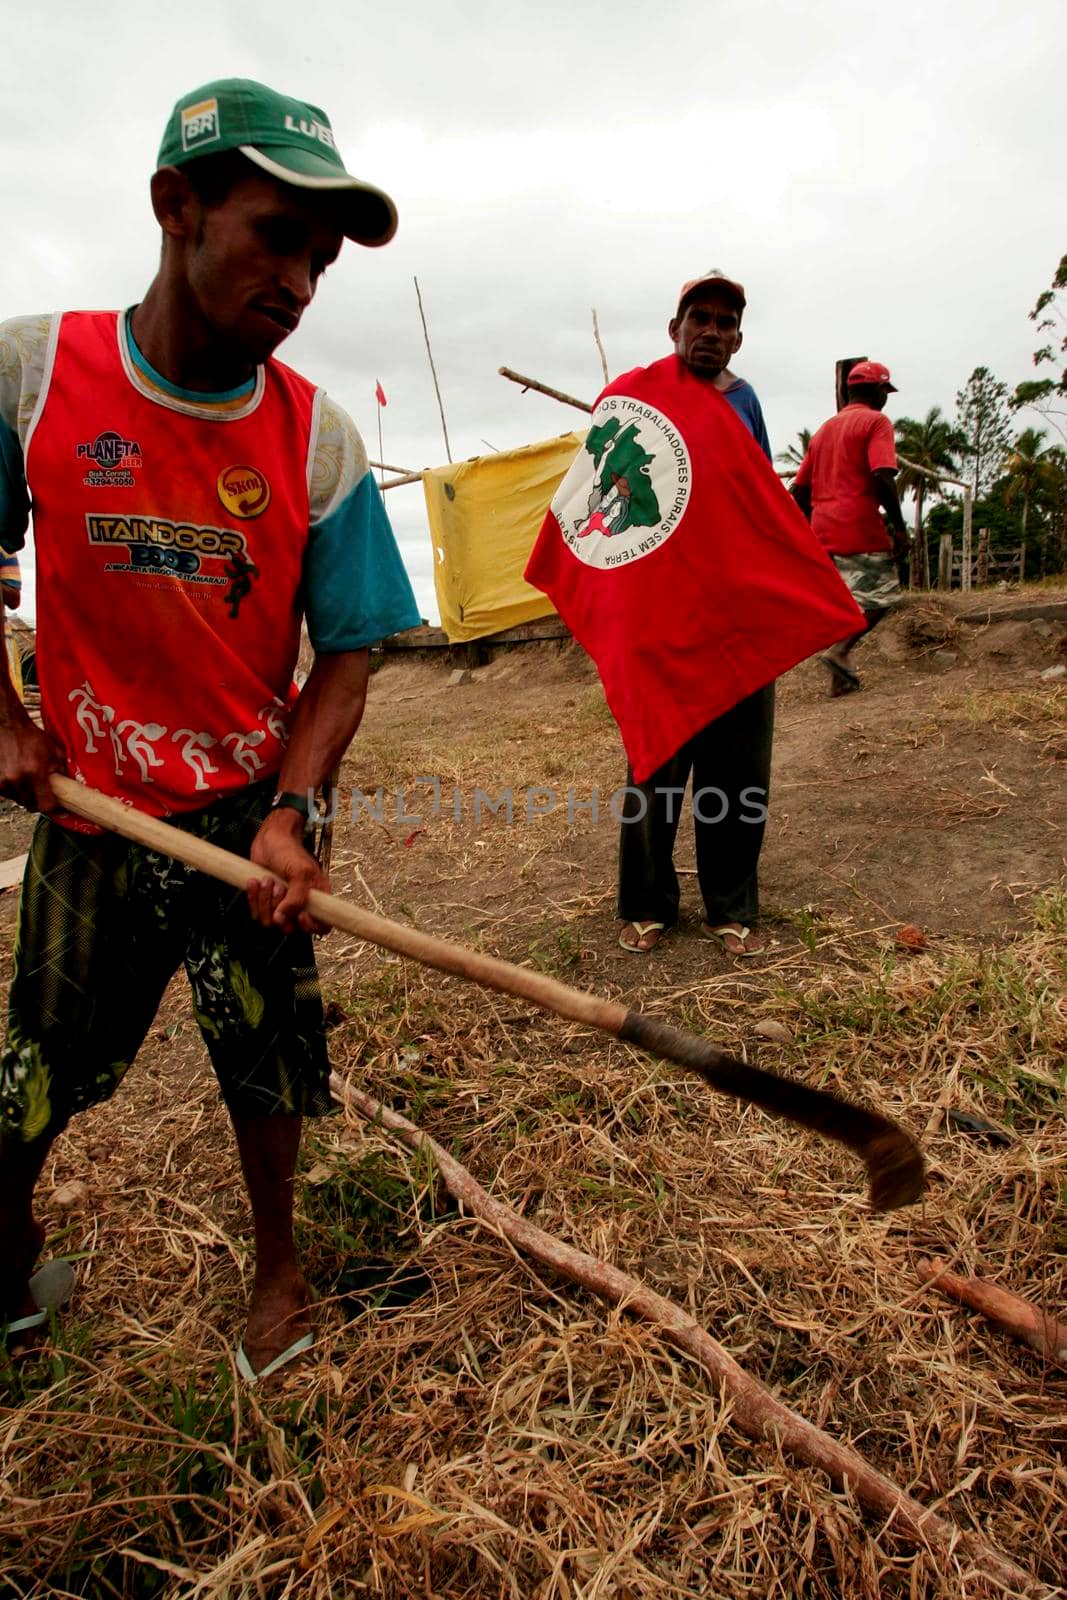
[
  {"x1": 181, "y1": 99, "x2": 220, "y2": 152},
  {"x1": 217, "y1": 465, "x2": 271, "y2": 519}
]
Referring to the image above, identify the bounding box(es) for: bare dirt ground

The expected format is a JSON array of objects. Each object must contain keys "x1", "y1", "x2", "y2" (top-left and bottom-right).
[
  {"x1": 1, "y1": 591, "x2": 1065, "y2": 1599},
  {"x1": 331, "y1": 593, "x2": 1067, "y2": 958}
]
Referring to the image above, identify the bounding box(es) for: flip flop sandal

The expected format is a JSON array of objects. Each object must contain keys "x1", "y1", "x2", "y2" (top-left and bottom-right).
[
  {"x1": 5, "y1": 1258, "x2": 77, "y2": 1338},
  {"x1": 701, "y1": 923, "x2": 763, "y2": 958},
  {"x1": 618, "y1": 920, "x2": 665, "y2": 954},
  {"x1": 236, "y1": 1330, "x2": 314, "y2": 1384}
]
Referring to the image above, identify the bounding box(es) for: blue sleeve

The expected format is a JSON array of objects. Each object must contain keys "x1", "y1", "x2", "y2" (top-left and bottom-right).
[
  {"x1": 723, "y1": 383, "x2": 772, "y2": 461},
  {"x1": 0, "y1": 417, "x2": 30, "y2": 554},
  {"x1": 303, "y1": 469, "x2": 421, "y2": 652},
  {"x1": 748, "y1": 400, "x2": 773, "y2": 462}
]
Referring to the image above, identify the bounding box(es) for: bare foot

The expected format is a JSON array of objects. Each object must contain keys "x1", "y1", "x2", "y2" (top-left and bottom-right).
[{"x1": 241, "y1": 1264, "x2": 313, "y2": 1376}]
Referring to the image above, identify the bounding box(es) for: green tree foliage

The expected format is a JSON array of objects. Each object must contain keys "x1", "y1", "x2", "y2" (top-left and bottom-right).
[
  {"x1": 955, "y1": 366, "x2": 1012, "y2": 498},
  {"x1": 894, "y1": 408, "x2": 965, "y2": 587},
  {"x1": 1000, "y1": 428, "x2": 1063, "y2": 576},
  {"x1": 926, "y1": 437, "x2": 1067, "y2": 580},
  {"x1": 1012, "y1": 253, "x2": 1067, "y2": 445},
  {"x1": 774, "y1": 428, "x2": 812, "y2": 472}
]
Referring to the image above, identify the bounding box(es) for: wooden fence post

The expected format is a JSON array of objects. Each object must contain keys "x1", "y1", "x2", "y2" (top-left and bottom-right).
[
  {"x1": 938, "y1": 534, "x2": 953, "y2": 590},
  {"x1": 976, "y1": 528, "x2": 989, "y2": 586},
  {"x1": 961, "y1": 488, "x2": 974, "y2": 593},
  {"x1": 835, "y1": 357, "x2": 867, "y2": 412}
]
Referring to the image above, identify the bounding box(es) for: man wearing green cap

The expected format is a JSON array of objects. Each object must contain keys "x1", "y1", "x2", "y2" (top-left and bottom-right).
[{"x1": 0, "y1": 80, "x2": 419, "y2": 1379}]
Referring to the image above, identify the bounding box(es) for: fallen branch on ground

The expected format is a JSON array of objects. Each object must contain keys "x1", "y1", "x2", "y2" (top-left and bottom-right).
[
  {"x1": 919, "y1": 1257, "x2": 1067, "y2": 1369},
  {"x1": 331, "y1": 1073, "x2": 1041, "y2": 1596}
]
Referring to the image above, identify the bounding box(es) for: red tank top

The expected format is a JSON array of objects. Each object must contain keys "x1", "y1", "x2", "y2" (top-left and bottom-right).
[{"x1": 26, "y1": 311, "x2": 318, "y2": 821}]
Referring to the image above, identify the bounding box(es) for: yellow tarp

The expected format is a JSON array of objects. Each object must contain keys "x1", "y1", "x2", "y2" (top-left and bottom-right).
[{"x1": 423, "y1": 432, "x2": 585, "y2": 643}]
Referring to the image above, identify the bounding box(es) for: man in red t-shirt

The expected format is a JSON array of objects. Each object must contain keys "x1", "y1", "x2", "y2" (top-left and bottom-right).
[{"x1": 792, "y1": 362, "x2": 908, "y2": 695}]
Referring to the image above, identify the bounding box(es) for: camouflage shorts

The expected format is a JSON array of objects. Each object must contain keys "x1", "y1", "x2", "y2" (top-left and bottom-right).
[
  {"x1": 0, "y1": 781, "x2": 334, "y2": 1144},
  {"x1": 832, "y1": 551, "x2": 903, "y2": 614}
]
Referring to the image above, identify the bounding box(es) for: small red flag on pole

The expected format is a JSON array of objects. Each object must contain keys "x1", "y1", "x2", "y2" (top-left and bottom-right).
[{"x1": 374, "y1": 383, "x2": 387, "y2": 486}]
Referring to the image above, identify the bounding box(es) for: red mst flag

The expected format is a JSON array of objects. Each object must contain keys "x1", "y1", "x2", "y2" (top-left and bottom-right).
[
  {"x1": 375, "y1": 381, "x2": 387, "y2": 407},
  {"x1": 524, "y1": 355, "x2": 866, "y2": 783}
]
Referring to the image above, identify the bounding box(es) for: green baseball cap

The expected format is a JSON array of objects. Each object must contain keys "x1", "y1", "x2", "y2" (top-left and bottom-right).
[{"x1": 158, "y1": 78, "x2": 397, "y2": 247}]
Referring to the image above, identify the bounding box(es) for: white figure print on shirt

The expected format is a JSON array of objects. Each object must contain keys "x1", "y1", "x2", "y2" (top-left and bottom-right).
[
  {"x1": 257, "y1": 700, "x2": 290, "y2": 745},
  {"x1": 98, "y1": 705, "x2": 126, "y2": 775},
  {"x1": 117, "y1": 719, "x2": 168, "y2": 782},
  {"x1": 67, "y1": 682, "x2": 109, "y2": 754},
  {"x1": 171, "y1": 729, "x2": 219, "y2": 791},
  {"x1": 222, "y1": 728, "x2": 267, "y2": 780}
]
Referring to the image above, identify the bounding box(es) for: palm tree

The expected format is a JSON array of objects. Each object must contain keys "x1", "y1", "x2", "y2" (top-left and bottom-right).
[
  {"x1": 775, "y1": 428, "x2": 812, "y2": 474},
  {"x1": 1001, "y1": 427, "x2": 1060, "y2": 578},
  {"x1": 895, "y1": 408, "x2": 965, "y2": 588}
]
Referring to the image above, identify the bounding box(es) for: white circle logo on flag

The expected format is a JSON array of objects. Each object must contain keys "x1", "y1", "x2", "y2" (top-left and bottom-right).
[{"x1": 552, "y1": 397, "x2": 691, "y2": 569}]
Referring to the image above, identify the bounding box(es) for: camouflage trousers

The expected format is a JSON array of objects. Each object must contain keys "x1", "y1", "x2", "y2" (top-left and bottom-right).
[
  {"x1": 832, "y1": 551, "x2": 903, "y2": 616},
  {"x1": 0, "y1": 781, "x2": 334, "y2": 1145}
]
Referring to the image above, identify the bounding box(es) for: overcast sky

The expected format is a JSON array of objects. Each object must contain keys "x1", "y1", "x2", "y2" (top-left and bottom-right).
[{"x1": 5, "y1": 0, "x2": 1064, "y2": 624}]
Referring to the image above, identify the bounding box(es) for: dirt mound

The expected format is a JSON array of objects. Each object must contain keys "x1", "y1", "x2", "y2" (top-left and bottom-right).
[
  {"x1": 474, "y1": 638, "x2": 597, "y2": 685},
  {"x1": 900, "y1": 601, "x2": 960, "y2": 649},
  {"x1": 967, "y1": 618, "x2": 1049, "y2": 663}
]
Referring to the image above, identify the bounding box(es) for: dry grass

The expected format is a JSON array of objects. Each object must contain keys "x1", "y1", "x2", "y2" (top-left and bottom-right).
[
  {"x1": 902, "y1": 605, "x2": 963, "y2": 652},
  {"x1": 1, "y1": 886, "x2": 1064, "y2": 1598},
  {"x1": 1, "y1": 643, "x2": 1065, "y2": 1599}
]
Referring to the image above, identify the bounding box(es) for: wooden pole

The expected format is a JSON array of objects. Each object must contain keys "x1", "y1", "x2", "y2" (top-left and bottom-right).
[
  {"x1": 961, "y1": 486, "x2": 974, "y2": 592},
  {"x1": 976, "y1": 527, "x2": 990, "y2": 586},
  {"x1": 835, "y1": 357, "x2": 867, "y2": 413},
  {"x1": 919, "y1": 1259, "x2": 1067, "y2": 1368},
  {"x1": 591, "y1": 307, "x2": 609, "y2": 385},
  {"x1": 48, "y1": 775, "x2": 924, "y2": 1211},
  {"x1": 379, "y1": 470, "x2": 423, "y2": 491},
  {"x1": 498, "y1": 366, "x2": 593, "y2": 414},
  {"x1": 369, "y1": 459, "x2": 417, "y2": 476},
  {"x1": 329, "y1": 1078, "x2": 1037, "y2": 1596},
  {"x1": 414, "y1": 275, "x2": 452, "y2": 464},
  {"x1": 938, "y1": 533, "x2": 953, "y2": 591}
]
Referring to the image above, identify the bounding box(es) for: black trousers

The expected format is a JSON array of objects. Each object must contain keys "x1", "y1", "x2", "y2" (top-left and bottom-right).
[{"x1": 617, "y1": 684, "x2": 775, "y2": 929}]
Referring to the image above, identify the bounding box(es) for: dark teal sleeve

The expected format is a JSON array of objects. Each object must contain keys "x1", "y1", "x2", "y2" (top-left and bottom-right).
[
  {"x1": 0, "y1": 417, "x2": 30, "y2": 554},
  {"x1": 303, "y1": 469, "x2": 421, "y2": 652}
]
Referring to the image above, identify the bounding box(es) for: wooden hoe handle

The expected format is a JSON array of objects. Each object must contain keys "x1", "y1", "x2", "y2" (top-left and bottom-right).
[{"x1": 50, "y1": 775, "x2": 925, "y2": 1211}]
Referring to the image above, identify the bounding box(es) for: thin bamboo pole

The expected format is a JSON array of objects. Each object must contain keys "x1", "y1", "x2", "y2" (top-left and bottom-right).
[
  {"x1": 591, "y1": 308, "x2": 609, "y2": 385},
  {"x1": 498, "y1": 367, "x2": 593, "y2": 414},
  {"x1": 414, "y1": 276, "x2": 452, "y2": 464}
]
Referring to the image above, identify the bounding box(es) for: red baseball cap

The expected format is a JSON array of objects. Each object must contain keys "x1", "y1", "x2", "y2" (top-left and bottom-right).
[
  {"x1": 847, "y1": 360, "x2": 897, "y2": 392},
  {"x1": 676, "y1": 270, "x2": 746, "y2": 317}
]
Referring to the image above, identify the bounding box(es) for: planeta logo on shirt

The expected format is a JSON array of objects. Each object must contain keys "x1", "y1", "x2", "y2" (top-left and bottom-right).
[
  {"x1": 552, "y1": 398, "x2": 691, "y2": 570},
  {"x1": 77, "y1": 430, "x2": 143, "y2": 488},
  {"x1": 217, "y1": 465, "x2": 271, "y2": 519}
]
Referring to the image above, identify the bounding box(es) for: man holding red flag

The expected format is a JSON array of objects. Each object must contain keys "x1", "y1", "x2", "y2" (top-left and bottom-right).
[{"x1": 525, "y1": 272, "x2": 865, "y2": 957}]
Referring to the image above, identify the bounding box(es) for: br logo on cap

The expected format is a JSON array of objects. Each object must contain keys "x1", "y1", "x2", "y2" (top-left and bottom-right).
[
  {"x1": 181, "y1": 99, "x2": 220, "y2": 153},
  {"x1": 218, "y1": 465, "x2": 271, "y2": 519}
]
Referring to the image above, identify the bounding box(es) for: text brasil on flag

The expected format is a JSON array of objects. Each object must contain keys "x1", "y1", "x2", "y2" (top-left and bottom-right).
[{"x1": 524, "y1": 355, "x2": 866, "y2": 783}]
